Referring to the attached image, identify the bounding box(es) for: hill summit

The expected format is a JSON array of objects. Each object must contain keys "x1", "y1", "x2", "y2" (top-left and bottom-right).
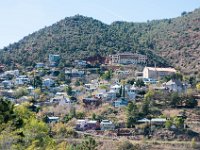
[{"x1": 0, "y1": 8, "x2": 200, "y2": 74}]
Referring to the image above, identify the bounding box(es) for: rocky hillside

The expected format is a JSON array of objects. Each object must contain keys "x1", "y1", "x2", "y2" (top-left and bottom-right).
[{"x1": 0, "y1": 8, "x2": 200, "y2": 74}]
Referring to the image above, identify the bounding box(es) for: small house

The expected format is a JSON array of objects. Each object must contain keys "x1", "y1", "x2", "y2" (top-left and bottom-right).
[
  {"x1": 137, "y1": 118, "x2": 166, "y2": 125},
  {"x1": 82, "y1": 97, "x2": 101, "y2": 106},
  {"x1": 164, "y1": 79, "x2": 185, "y2": 92},
  {"x1": 47, "y1": 116, "x2": 60, "y2": 123},
  {"x1": 76, "y1": 119, "x2": 88, "y2": 131},
  {"x1": 84, "y1": 83, "x2": 97, "y2": 92},
  {"x1": 43, "y1": 78, "x2": 55, "y2": 88},
  {"x1": 113, "y1": 98, "x2": 128, "y2": 107},
  {"x1": 74, "y1": 60, "x2": 87, "y2": 67},
  {"x1": 87, "y1": 120, "x2": 99, "y2": 130},
  {"x1": 100, "y1": 120, "x2": 115, "y2": 130},
  {"x1": 27, "y1": 86, "x2": 34, "y2": 93},
  {"x1": 110, "y1": 84, "x2": 121, "y2": 93},
  {"x1": 0, "y1": 89, "x2": 14, "y2": 98},
  {"x1": 36, "y1": 63, "x2": 45, "y2": 68},
  {"x1": 4, "y1": 70, "x2": 19, "y2": 77},
  {"x1": 143, "y1": 78, "x2": 158, "y2": 85},
  {"x1": 50, "y1": 95, "x2": 68, "y2": 103},
  {"x1": 2, "y1": 80, "x2": 13, "y2": 89},
  {"x1": 49, "y1": 54, "x2": 60, "y2": 66},
  {"x1": 127, "y1": 86, "x2": 136, "y2": 100},
  {"x1": 65, "y1": 69, "x2": 85, "y2": 78},
  {"x1": 15, "y1": 75, "x2": 30, "y2": 85},
  {"x1": 104, "y1": 90, "x2": 117, "y2": 100}
]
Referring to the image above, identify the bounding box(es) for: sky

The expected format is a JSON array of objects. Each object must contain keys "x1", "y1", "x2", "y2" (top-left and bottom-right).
[{"x1": 0, "y1": 0, "x2": 200, "y2": 49}]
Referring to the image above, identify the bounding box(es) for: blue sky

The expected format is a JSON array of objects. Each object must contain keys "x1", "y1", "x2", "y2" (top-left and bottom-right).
[{"x1": 0, "y1": 0, "x2": 200, "y2": 48}]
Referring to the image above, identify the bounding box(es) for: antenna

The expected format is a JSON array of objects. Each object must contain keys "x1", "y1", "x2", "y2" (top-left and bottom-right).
[
  {"x1": 154, "y1": 61, "x2": 157, "y2": 68},
  {"x1": 154, "y1": 61, "x2": 158, "y2": 80}
]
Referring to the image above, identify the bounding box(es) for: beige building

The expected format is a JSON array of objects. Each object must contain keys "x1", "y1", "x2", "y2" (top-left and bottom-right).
[
  {"x1": 109, "y1": 52, "x2": 147, "y2": 65},
  {"x1": 143, "y1": 67, "x2": 176, "y2": 79}
]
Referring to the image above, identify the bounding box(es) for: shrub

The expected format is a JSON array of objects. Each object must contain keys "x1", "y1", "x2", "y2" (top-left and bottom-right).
[{"x1": 117, "y1": 141, "x2": 135, "y2": 150}]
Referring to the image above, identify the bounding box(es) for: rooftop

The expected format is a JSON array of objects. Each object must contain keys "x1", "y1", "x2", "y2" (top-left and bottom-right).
[
  {"x1": 101, "y1": 120, "x2": 113, "y2": 124},
  {"x1": 145, "y1": 67, "x2": 176, "y2": 72},
  {"x1": 138, "y1": 118, "x2": 166, "y2": 123},
  {"x1": 165, "y1": 79, "x2": 183, "y2": 86},
  {"x1": 48, "y1": 116, "x2": 59, "y2": 120}
]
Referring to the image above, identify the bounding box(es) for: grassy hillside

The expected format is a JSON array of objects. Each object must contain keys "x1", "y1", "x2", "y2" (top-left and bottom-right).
[{"x1": 0, "y1": 8, "x2": 200, "y2": 74}]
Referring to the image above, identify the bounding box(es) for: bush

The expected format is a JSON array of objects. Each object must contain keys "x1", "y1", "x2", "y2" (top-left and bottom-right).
[
  {"x1": 185, "y1": 97, "x2": 198, "y2": 108},
  {"x1": 14, "y1": 87, "x2": 28, "y2": 99},
  {"x1": 79, "y1": 137, "x2": 98, "y2": 150},
  {"x1": 165, "y1": 120, "x2": 173, "y2": 129},
  {"x1": 191, "y1": 138, "x2": 196, "y2": 149},
  {"x1": 117, "y1": 141, "x2": 135, "y2": 150}
]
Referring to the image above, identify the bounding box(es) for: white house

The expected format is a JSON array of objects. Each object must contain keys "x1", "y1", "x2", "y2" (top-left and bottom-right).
[
  {"x1": 105, "y1": 90, "x2": 117, "y2": 100},
  {"x1": 143, "y1": 67, "x2": 176, "y2": 80},
  {"x1": 84, "y1": 83, "x2": 97, "y2": 92},
  {"x1": 164, "y1": 79, "x2": 185, "y2": 92},
  {"x1": 4, "y1": 70, "x2": 19, "y2": 77},
  {"x1": 65, "y1": 69, "x2": 85, "y2": 77},
  {"x1": 127, "y1": 86, "x2": 136, "y2": 100},
  {"x1": 15, "y1": 75, "x2": 30, "y2": 85},
  {"x1": 137, "y1": 118, "x2": 166, "y2": 125},
  {"x1": 110, "y1": 84, "x2": 121, "y2": 93},
  {"x1": 47, "y1": 116, "x2": 60, "y2": 123},
  {"x1": 100, "y1": 120, "x2": 115, "y2": 130},
  {"x1": 43, "y1": 78, "x2": 55, "y2": 88},
  {"x1": 36, "y1": 63, "x2": 45, "y2": 68},
  {"x1": 74, "y1": 60, "x2": 87, "y2": 67},
  {"x1": 2, "y1": 80, "x2": 13, "y2": 89},
  {"x1": 27, "y1": 86, "x2": 34, "y2": 95},
  {"x1": 76, "y1": 119, "x2": 88, "y2": 131}
]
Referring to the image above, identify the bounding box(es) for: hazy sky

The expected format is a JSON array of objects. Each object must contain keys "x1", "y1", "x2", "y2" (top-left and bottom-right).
[{"x1": 0, "y1": 0, "x2": 200, "y2": 48}]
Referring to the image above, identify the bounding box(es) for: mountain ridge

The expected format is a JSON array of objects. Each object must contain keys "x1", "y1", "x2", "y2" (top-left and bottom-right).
[{"x1": 0, "y1": 8, "x2": 200, "y2": 74}]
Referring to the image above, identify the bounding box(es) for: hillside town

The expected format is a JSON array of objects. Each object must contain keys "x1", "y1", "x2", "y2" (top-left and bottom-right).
[
  {"x1": 0, "y1": 1, "x2": 200, "y2": 149},
  {"x1": 1, "y1": 52, "x2": 200, "y2": 149}
]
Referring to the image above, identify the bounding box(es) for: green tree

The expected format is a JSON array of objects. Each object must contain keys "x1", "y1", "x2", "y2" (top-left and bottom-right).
[
  {"x1": 69, "y1": 106, "x2": 76, "y2": 117},
  {"x1": 126, "y1": 102, "x2": 139, "y2": 128},
  {"x1": 0, "y1": 100, "x2": 56, "y2": 149},
  {"x1": 75, "y1": 80, "x2": 81, "y2": 86},
  {"x1": 174, "y1": 117, "x2": 184, "y2": 129},
  {"x1": 79, "y1": 137, "x2": 98, "y2": 150},
  {"x1": 164, "y1": 73, "x2": 183, "y2": 82},
  {"x1": 184, "y1": 95, "x2": 198, "y2": 108},
  {"x1": 101, "y1": 70, "x2": 112, "y2": 80},
  {"x1": 196, "y1": 82, "x2": 200, "y2": 92},
  {"x1": 191, "y1": 138, "x2": 197, "y2": 149},
  {"x1": 23, "y1": 117, "x2": 55, "y2": 149},
  {"x1": 92, "y1": 113, "x2": 96, "y2": 120},
  {"x1": 33, "y1": 76, "x2": 42, "y2": 88},
  {"x1": 63, "y1": 115, "x2": 73, "y2": 123},
  {"x1": 135, "y1": 79, "x2": 145, "y2": 87},
  {"x1": 141, "y1": 99, "x2": 150, "y2": 116},
  {"x1": 169, "y1": 92, "x2": 181, "y2": 107},
  {"x1": 189, "y1": 76, "x2": 196, "y2": 87},
  {"x1": 66, "y1": 86, "x2": 73, "y2": 96},
  {"x1": 76, "y1": 112, "x2": 85, "y2": 119},
  {"x1": 58, "y1": 71, "x2": 65, "y2": 81},
  {"x1": 0, "y1": 98, "x2": 15, "y2": 124},
  {"x1": 144, "y1": 89, "x2": 155, "y2": 101},
  {"x1": 127, "y1": 78, "x2": 135, "y2": 85},
  {"x1": 165, "y1": 120, "x2": 173, "y2": 129}
]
